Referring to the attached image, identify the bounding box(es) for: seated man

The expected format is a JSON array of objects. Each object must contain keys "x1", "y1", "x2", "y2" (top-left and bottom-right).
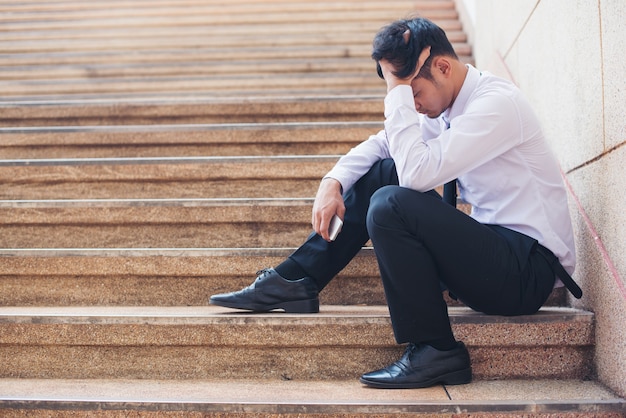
[{"x1": 210, "y1": 17, "x2": 579, "y2": 389}]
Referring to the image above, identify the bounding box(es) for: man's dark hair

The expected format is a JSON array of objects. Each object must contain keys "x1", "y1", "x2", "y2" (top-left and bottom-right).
[{"x1": 372, "y1": 17, "x2": 458, "y2": 81}]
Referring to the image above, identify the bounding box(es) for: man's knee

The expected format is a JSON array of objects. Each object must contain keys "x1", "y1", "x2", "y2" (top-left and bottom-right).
[
  {"x1": 366, "y1": 185, "x2": 404, "y2": 234},
  {"x1": 366, "y1": 186, "x2": 439, "y2": 234}
]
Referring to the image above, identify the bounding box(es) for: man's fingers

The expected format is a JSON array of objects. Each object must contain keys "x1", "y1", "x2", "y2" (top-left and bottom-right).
[
  {"x1": 316, "y1": 214, "x2": 331, "y2": 241},
  {"x1": 402, "y1": 29, "x2": 411, "y2": 44},
  {"x1": 415, "y1": 45, "x2": 431, "y2": 76},
  {"x1": 312, "y1": 208, "x2": 332, "y2": 241}
]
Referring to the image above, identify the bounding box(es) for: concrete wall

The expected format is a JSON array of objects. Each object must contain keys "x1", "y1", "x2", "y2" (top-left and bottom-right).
[{"x1": 455, "y1": 0, "x2": 626, "y2": 398}]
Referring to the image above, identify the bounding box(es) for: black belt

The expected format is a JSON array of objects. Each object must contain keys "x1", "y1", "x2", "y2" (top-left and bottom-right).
[{"x1": 535, "y1": 244, "x2": 582, "y2": 299}]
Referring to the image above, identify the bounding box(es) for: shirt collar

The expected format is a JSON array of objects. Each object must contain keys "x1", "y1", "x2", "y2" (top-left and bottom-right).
[{"x1": 441, "y1": 64, "x2": 481, "y2": 124}]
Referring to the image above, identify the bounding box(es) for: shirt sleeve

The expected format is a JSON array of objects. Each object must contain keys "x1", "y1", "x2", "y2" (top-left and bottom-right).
[
  {"x1": 385, "y1": 84, "x2": 525, "y2": 191},
  {"x1": 323, "y1": 129, "x2": 391, "y2": 193}
]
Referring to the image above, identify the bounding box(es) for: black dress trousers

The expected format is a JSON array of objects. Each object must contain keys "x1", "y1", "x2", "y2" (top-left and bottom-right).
[{"x1": 289, "y1": 159, "x2": 556, "y2": 344}]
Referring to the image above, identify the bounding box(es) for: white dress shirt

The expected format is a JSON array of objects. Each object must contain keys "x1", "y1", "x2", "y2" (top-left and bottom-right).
[{"x1": 325, "y1": 64, "x2": 575, "y2": 277}]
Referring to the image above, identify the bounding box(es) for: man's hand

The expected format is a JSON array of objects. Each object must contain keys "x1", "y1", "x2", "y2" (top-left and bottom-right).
[
  {"x1": 312, "y1": 177, "x2": 345, "y2": 242},
  {"x1": 379, "y1": 44, "x2": 431, "y2": 92}
]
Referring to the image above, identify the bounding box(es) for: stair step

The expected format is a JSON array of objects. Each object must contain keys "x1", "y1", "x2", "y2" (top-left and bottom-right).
[
  {"x1": 0, "y1": 306, "x2": 594, "y2": 381},
  {"x1": 0, "y1": 0, "x2": 457, "y2": 21},
  {"x1": 0, "y1": 247, "x2": 384, "y2": 306},
  {"x1": 0, "y1": 247, "x2": 566, "y2": 307},
  {"x1": 0, "y1": 157, "x2": 338, "y2": 199},
  {"x1": 0, "y1": 158, "x2": 472, "y2": 203},
  {"x1": 0, "y1": 2, "x2": 462, "y2": 45},
  {"x1": 2, "y1": 0, "x2": 456, "y2": 12},
  {"x1": 0, "y1": 121, "x2": 381, "y2": 158},
  {"x1": 0, "y1": 378, "x2": 623, "y2": 417},
  {"x1": 1, "y1": 7, "x2": 459, "y2": 33},
  {"x1": 1, "y1": 21, "x2": 466, "y2": 51},
  {"x1": 1, "y1": 44, "x2": 471, "y2": 73},
  {"x1": 1, "y1": 42, "x2": 465, "y2": 69},
  {"x1": 0, "y1": 96, "x2": 385, "y2": 126},
  {"x1": 0, "y1": 195, "x2": 471, "y2": 247},
  {"x1": 0, "y1": 198, "x2": 317, "y2": 247},
  {"x1": 0, "y1": 73, "x2": 388, "y2": 98},
  {"x1": 2, "y1": 73, "x2": 388, "y2": 97}
]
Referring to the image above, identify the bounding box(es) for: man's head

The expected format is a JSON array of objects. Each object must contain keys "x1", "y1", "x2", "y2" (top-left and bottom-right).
[
  {"x1": 372, "y1": 18, "x2": 465, "y2": 118},
  {"x1": 372, "y1": 17, "x2": 458, "y2": 81}
]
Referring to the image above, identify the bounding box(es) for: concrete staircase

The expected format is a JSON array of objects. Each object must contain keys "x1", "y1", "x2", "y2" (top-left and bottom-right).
[{"x1": 0, "y1": 0, "x2": 624, "y2": 416}]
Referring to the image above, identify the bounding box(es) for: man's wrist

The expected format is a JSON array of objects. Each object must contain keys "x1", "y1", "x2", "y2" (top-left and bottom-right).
[{"x1": 321, "y1": 176, "x2": 343, "y2": 194}]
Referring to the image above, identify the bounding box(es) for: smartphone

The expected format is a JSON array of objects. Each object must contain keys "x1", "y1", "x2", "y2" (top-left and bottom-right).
[{"x1": 328, "y1": 214, "x2": 343, "y2": 241}]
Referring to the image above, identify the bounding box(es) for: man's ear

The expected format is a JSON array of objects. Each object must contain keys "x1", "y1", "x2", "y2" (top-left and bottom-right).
[{"x1": 433, "y1": 56, "x2": 452, "y2": 77}]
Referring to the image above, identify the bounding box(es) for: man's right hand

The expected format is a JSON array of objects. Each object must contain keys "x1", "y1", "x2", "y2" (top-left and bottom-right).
[{"x1": 312, "y1": 177, "x2": 345, "y2": 242}]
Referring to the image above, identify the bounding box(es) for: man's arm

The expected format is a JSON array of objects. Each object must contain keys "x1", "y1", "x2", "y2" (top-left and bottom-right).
[
  {"x1": 312, "y1": 128, "x2": 391, "y2": 240},
  {"x1": 311, "y1": 46, "x2": 431, "y2": 240},
  {"x1": 385, "y1": 88, "x2": 523, "y2": 191}
]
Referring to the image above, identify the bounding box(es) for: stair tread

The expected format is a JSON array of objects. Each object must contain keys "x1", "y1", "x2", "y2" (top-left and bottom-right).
[
  {"x1": 0, "y1": 196, "x2": 313, "y2": 205},
  {"x1": 0, "y1": 378, "x2": 623, "y2": 415},
  {"x1": 0, "y1": 120, "x2": 382, "y2": 138},
  {"x1": 0, "y1": 154, "x2": 340, "y2": 165},
  {"x1": 0, "y1": 246, "x2": 306, "y2": 256},
  {"x1": 0, "y1": 305, "x2": 596, "y2": 381},
  {"x1": 0, "y1": 305, "x2": 592, "y2": 326},
  {"x1": 0, "y1": 247, "x2": 568, "y2": 308},
  {"x1": 0, "y1": 156, "x2": 338, "y2": 199},
  {"x1": 1, "y1": 95, "x2": 386, "y2": 126},
  {"x1": 1, "y1": 121, "x2": 377, "y2": 158}
]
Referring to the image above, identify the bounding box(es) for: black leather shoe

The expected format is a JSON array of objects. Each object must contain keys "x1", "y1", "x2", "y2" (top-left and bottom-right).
[
  {"x1": 209, "y1": 268, "x2": 319, "y2": 313},
  {"x1": 359, "y1": 342, "x2": 472, "y2": 389}
]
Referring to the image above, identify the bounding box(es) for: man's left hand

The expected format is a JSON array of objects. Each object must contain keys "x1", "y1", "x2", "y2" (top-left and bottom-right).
[{"x1": 379, "y1": 45, "x2": 431, "y2": 92}]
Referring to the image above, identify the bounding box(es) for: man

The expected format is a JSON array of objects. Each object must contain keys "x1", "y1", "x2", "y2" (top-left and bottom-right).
[{"x1": 210, "y1": 17, "x2": 579, "y2": 389}]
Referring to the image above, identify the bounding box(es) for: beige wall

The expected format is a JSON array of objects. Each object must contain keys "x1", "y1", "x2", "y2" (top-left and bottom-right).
[{"x1": 456, "y1": 0, "x2": 626, "y2": 398}]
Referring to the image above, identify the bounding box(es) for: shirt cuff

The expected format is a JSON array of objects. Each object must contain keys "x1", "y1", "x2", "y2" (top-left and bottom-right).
[
  {"x1": 321, "y1": 176, "x2": 344, "y2": 194},
  {"x1": 384, "y1": 85, "x2": 415, "y2": 118},
  {"x1": 322, "y1": 171, "x2": 352, "y2": 195}
]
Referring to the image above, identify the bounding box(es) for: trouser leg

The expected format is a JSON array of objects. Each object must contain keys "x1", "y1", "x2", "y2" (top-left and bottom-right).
[
  {"x1": 289, "y1": 159, "x2": 398, "y2": 291},
  {"x1": 366, "y1": 185, "x2": 555, "y2": 344}
]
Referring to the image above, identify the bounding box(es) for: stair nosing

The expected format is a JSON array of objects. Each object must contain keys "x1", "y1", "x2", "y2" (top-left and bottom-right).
[
  {"x1": 0, "y1": 197, "x2": 314, "y2": 207},
  {"x1": 0, "y1": 246, "x2": 344, "y2": 257},
  {"x1": 0, "y1": 93, "x2": 385, "y2": 106},
  {"x1": 0, "y1": 154, "x2": 341, "y2": 167},
  {"x1": 0, "y1": 120, "x2": 383, "y2": 134},
  {"x1": 0, "y1": 305, "x2": 593, "y2": 324}
]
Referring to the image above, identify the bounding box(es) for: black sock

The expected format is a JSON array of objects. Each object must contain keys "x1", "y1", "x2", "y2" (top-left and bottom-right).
[
  {"x1": 425, "y1": 337, "x2": 457, "y2": 351},
  {"x1": 275, "y1": 258, "x2": 308, "y2": 281}
]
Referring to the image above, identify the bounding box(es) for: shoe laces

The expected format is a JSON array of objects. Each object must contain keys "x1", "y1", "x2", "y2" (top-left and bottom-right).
[
  {"x1": 232, "y1": 269, "x2": 271, "y2": 294},
  {"x1": 255, "y1": 269, "x2": 272, "y2": 279},
  {"x1": 405, "y1": 343, "x2": 419, "y2": 354},
  {"x1": 393, "y1": 343, "x2": 419, "y2": 372}
]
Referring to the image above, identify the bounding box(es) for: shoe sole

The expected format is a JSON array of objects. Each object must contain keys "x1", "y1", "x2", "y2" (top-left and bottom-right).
[
  {"x1": 209, "y1": 297, "x2": 320, "y2": 313},
  {"x1": 359, "y1": 367, "x2": 472, "y2": 389}
]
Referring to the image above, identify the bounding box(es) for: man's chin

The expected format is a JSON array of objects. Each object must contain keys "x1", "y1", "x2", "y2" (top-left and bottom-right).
[
  {"x1": 427, "y1": 110, "x2": 445, "y2": 119},
  {"x1": 417, "y1": 110, "x2": 443, "y2": 119}
]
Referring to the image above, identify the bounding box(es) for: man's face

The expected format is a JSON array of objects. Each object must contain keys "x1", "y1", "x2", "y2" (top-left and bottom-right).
[{"x1": 409, "y1": 70, "x2": 452, "y2": 119}]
